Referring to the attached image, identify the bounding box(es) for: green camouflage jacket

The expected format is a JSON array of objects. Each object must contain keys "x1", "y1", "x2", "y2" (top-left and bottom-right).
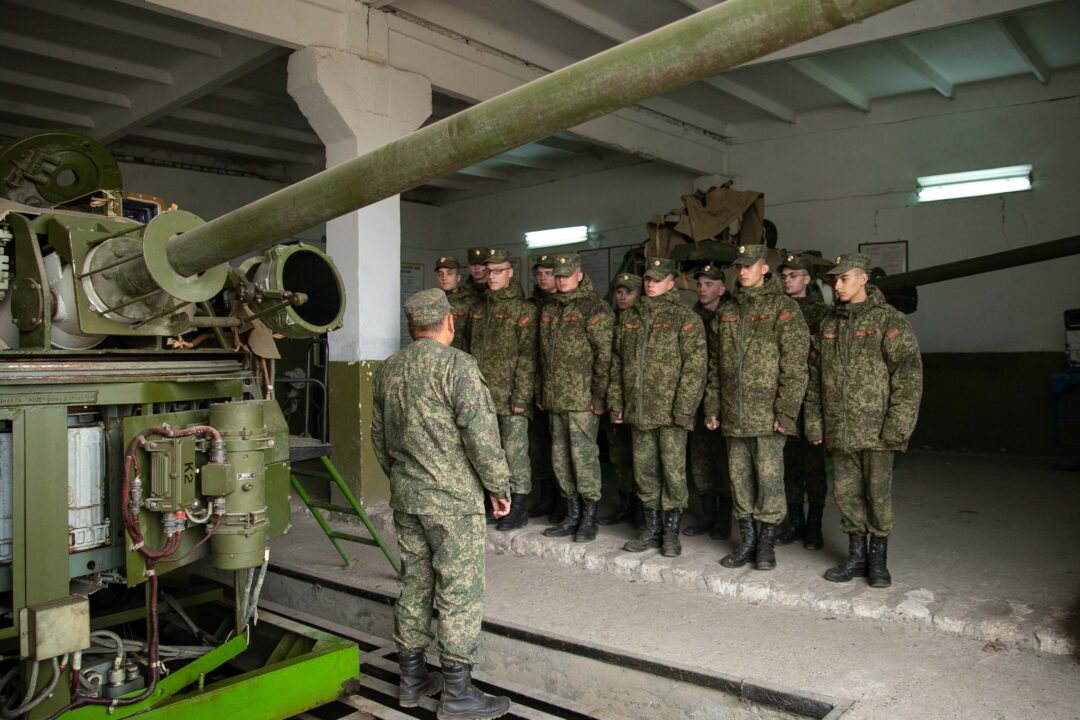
[
  {"x1": 372, "y1": 338, "x2": 510, "y2": 514},
  {"x1": 693, "y1": 297, "x2": 725, "y2": 421},
  {"x1": 609, "y1": 288, "x2": 706, "y2": 430},
  {"x1": 804, "y1": 285, "x2": 923, "y2": 452},
  {"x1": 704, "y1": 275, "x2": 810, "y2": 437},
  {"x1": 445, "y1": 287, "x2": 474, "y2": 351},
  {"x1": 463, "y1": 277, "x2": 487, "y2": 302},
  {"x1": 465, "y1": 280, "x2": 538, "y2": 417},
  {"x1": 538, "y1": 275, "x2": 615, "y2": 414},
  {"x1": 794, "y1": 293, "x2": 830, "y2": 335}
]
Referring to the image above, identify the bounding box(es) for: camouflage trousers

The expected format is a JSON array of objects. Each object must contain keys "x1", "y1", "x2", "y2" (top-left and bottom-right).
[
  {"x1": 782, "y1": 437, "x2": 828, "y2": 506},
  {"x1": 549, "y1": 411, "x2": 602, "y2": 502},
  {"x1": 604, "y1": 420, "x2": 634, "y2": 492},
  {"x1": 392, "y1": 511, "x2": 485, "y2": 666},
  {"x1": 631, "y1": 426, "x2": 689, "y2": 511},
  {"x1": 688, "y1": 417, "x2": 731, "y2": 498},
  {"x1": 497, "y1": 414, "x2": 531, "y2": 495},
  {"x1": 726, "y1": 435, "x2": 787, "y2": 525},
  {"x1": 832, "y1": 450, "x2": 894, "y2": 537}
]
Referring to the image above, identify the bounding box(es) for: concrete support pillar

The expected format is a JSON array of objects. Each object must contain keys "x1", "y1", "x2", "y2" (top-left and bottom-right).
[{"x1": 288, "y1": 46, "x2": 431, "y2": 503}]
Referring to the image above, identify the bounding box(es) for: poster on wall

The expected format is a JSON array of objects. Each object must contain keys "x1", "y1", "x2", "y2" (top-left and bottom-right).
[
  {"x1": 858, "y1": 240, "x2": 908, "y2": 276},
  {"x1": 400, "y1": 262, "x2": 425, "y2": 348}
]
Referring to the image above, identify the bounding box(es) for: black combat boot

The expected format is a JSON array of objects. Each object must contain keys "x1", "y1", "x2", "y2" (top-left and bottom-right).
[
  {"x1": 528, "y1": 480, "x2": 555, "y2": 518},
  {"x1": 543, "y1": 494, "x2": 581, "y2": 537},
  {"x1": 867, "y1": 535, "x2": 892, "y2": 588},
  {"x1": 574, "y1": 499, "x2": 599, "y2": 542},
  {"x1": 775, "y1": 503, "x2": 805, "y2": 546},
  {"x1": 398, "y1": 649, "x2": 441, "y2": 707},
  {"x1": 495, "y1": 493, "x2": 529, "y2": 531},
  {"x1": 803, "y1": 504, "x2": 825, "y2": 550},
  {"x1": 681, "y1": 494, "x2": 716, "y2": 536},
  {"x1": 661, "y1": 509, "x2": 684, "y2": 557},
  {"x1": 824, "y1": 533, "x2": 868, "y2": 582},
  {"x1": 711, "y1": 495, "x2": 733, "y2": 540},
  {"x1": 597, "y1": 490, "x2": 633, "y2": 525},
  {"x1": 437, "y1": 663, "x2": 510, "y2": 720},
  {"x1": 547, "y1": 494, "x2": 566, "y2": 524},
  {"x1": 720, "y1": 519, "x2": 757, "y2": 568},
  {"x1": 755, "y1": 522, "x2": 777, "y2": 570},
  {"x1": 624, "y1": 508, "x2": 662, "y2": 552}
]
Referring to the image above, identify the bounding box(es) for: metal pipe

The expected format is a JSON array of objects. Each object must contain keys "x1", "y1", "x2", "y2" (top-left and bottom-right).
[
  {"x1": 876, "y1": 234, "x2": 1080, "y2": 290},
  {"x1": 167, "y1": 0, "x2": 915, "y2": 276}
]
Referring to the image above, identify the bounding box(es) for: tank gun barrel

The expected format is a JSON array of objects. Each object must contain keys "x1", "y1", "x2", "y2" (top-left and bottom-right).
[
  {"x1": 167, "y1": 0, "x2": 914, "y2": 277},
  {"x1": 875, "y1": 234, "x2": 1080, "y2": 291}
]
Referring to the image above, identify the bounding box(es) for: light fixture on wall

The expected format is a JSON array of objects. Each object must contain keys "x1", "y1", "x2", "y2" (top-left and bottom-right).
[
  {"x1": 916, "y1": 165, "x2": 1032, "y2": 203},
  {"x1": 524, "y1": 226, "x2": 589, "y2": 249}
]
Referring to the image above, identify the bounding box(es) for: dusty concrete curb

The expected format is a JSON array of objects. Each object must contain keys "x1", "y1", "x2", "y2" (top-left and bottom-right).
[{"x1": 315, "y1": 501, "x2": 1076, "y2": 658}]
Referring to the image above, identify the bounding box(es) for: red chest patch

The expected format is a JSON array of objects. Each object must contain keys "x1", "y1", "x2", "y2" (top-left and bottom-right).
[
  {"x1": 561, "y1": 315, "x2": 581, "y2": 324},
  {"x1": 682, "y1": 322, "x2": 696, "y2": 332},
  {"x1": 778, "y1": 311, "x2": 792, "y2": 323},
  {"x1": 589, "y1": 315, "x2": 603, "y2": 326},
  {"x1": 821, "y1": 332, "x2": 839, "y2": 340},
  {"x1": 493, "y1": 312, "x2": 513, "y2": 320},
  {"x1": 624, "y1": 322, "x2": 641, "y2": 330},
  {"x1": 452, "y1": 309, "x2": 467, "y2": 317},
  {"x1": 886, "y1": 328, "x2": 901, "y2": 340},
  {"x1": 747, "y1": 313, "x2": 772, "y2": 323},
  {"x1": 471, "y1": 312, "x2": 484, "y2": 320},
  {"x1": 853, "y1": 329, "x2": 878, "y2": 338},
  {"x1": 519, "y1": 316, "x2": 531, "y2": 326},
  {"x1": 541, "y1": 316, "x2": 554, "y2": 325},
  {"x1": 719, "y1": 316, "x2": 739, "y2": 324},
  {"x1": 650, "y1": 321, "x2": 673, "y2": 330}
]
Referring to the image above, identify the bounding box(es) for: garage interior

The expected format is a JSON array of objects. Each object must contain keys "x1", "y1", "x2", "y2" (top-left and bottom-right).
[{"x1": 0, "y1": 0, "x2": 1078, "y2": 718}]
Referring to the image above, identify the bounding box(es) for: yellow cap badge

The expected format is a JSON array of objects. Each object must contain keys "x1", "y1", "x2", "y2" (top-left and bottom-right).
[
  {"x1": 559, "y1": 257, "x2": 567, "y2": 264},
  {"x1": 704, "y1": 265, "x2": 712, "y2": 272},
  {"x1": 622, "y1": 274, "x2": 629, "y2": 280},
  {"x1": 489, "y1": 249, "x2": 496, "y2": 256},
  {"x1": 540, "y1": 255, "x2": 548, "y2": 261},
  {"x1": 787, "y1": 255, "x2": 795, "y2": 262},
  {"x1": 738, "y1": 246, "x2": 746, "y2": 254},
  {"x1": 438, "y1": 256, "x2": 446, "y2": 263},
  {"x1": 835, "y1": 255, "x2": 842, "y2": 263},
  {"x1": 653, "y1": 259, "x2": 661, "y2": 266}
]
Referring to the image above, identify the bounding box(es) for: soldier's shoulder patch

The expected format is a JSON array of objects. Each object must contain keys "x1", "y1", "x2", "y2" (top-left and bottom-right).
[
  {"x1": 682, "y1": 321, "x2": 696, "y2": 332},
  {"x1": 778, "y1": 310, "x2": 792, "y2": 323},
  {"x1": 589, "y1": 315, "x2": 602, "y2": 326},
  {"x1": 519, "y1": 316, "x2": 531, "y2": 325},
  {"x1": 886, "y1": 327, "x2": 901, "y2": 340}
]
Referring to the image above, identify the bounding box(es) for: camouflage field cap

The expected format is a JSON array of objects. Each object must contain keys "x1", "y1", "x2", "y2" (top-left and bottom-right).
[
  {"x1": 404, "y1": 288, "x2": 452, "y2": 326},
  {"x1": 484, "y1": 247, "x2": 512, "y2": 264},
  {"x1": 826, "y1": 253, "x2": 873, "y2": 276},
  {"x1": 435, "y1": 255, "x2": 460, "y2": 270},
  {"x1": 613, "y1": 272, "x2": 642, "y2": 291},
  {"x1": 532, "y1": 253, "x2": 557, "y2": 270},
  {"x1": 643, "y1": 257, "x2": 678, "y2": 280},
  {"x1": 467, "y1": 247, "x2": 490, "y2": 264},
  {"x1": 779, "y1": 252, "x2": 812, "y2": 272},
  {"x1": 552, "y1": 252, "x2": 582, "y2": 277},
  {"x1": 732, "y1": 243, "x2": 769, "y2": 266},
  {"x1": 693, "y1": 263, "x2": 724, "y2": 281}
]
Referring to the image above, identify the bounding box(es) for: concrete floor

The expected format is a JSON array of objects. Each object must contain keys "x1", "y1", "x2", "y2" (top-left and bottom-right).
[{"x1": 271, "y1": 451, "x2": 1080, "y2": 719}]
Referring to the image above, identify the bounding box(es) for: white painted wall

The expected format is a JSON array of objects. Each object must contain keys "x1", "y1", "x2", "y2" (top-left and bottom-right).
[{"x1": 730, "y1": 68, "x2": 1080, "y2": 354}]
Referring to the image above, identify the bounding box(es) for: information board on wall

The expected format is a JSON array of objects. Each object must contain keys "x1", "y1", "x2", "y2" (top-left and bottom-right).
[{"x1": 400, "y1": 262, "x2": 425, "y2": 349}]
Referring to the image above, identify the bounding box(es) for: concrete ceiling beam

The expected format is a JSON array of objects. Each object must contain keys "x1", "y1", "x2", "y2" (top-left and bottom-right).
[
  {"x1": 0, "y1": 99, "x2": 95, "y2": 130},
  {"x1": 92, "y1": 40, "x2": 285, "y2": 144},
  {"x1": 888, "y1": 39, "x2": 954, "y2": 98},
  {"x1": 996, "y1": 17, "x2": 1050, "y2": 84},
  {"x1": 6, "y1": 0, "x2": 223, "y2": 57},
  {"x1": 0, "y1": 68, "x2": 132, "y2": 109},
  {"x1": 170, "y1": 108, "x2": 323, "y2": 145},
  {"x1": 703, "y1": 77, "x2": 797, "y2": 124},
  {"x1": 0, "y1": 30, "x2": 173, "y2": 84},
  {"x1": 790, "y1": 58, "x2": 871, "y2": 112},
  {"x1": 127, "y1": 126, "x2": 320, "y2": 165}
]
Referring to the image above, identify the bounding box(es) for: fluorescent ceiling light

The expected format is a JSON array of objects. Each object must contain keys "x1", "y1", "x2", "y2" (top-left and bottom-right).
[
  {"x1": 525, "y1": 226, "x2": 589, "y2": 249},
  {"x1": 917, "y1": 165, "x2": 1032, "y2": 203}
]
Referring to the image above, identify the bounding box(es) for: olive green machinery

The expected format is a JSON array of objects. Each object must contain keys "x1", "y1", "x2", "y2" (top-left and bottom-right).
[{"x1": 0, "y1": 1, "x2": 922, "y2": 717}]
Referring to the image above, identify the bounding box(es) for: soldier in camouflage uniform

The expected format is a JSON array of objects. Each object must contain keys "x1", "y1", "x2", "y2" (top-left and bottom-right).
[
  {"x1": 805, "y1": 254, "x2": 922, "y2": 588},
  {"x1": 683, "y1": 263, "x2": 733, "y2": 541},
  {"x1": 538, "y1": 252, "x2": 614, "y2": 543},
  {"x1": 776, "y1": 253, "x2": 831, "y2": 550},
  {"x1": 435, "y1": 255, "x2": 473, "y2": 352},
  {"x1": 610, "y1": 258, "x2": 706, "y2": 557},
  {"x1": 466, "y1": 248, "x2": 538, "y2": 532},
  {"x1": 704, "y1": 244, "x2": 809, "y2": 571},
  {"x1": 528, "y1": 255, "x2": 559, "y2": 521},
  {"x1": 598, "y1": 273, "x2": 640, "y2": 526},
  {"x1": 463, "y1": 246, "x2": 490, "y2": 301},
  {"x1": 371, "y1": 288, "x2": 511, "y2": 719}
]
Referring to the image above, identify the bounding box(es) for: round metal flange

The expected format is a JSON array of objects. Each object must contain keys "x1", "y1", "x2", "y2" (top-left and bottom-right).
[{"x1": 142, "y1": 210, "x2": 228, "y2": 303}]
